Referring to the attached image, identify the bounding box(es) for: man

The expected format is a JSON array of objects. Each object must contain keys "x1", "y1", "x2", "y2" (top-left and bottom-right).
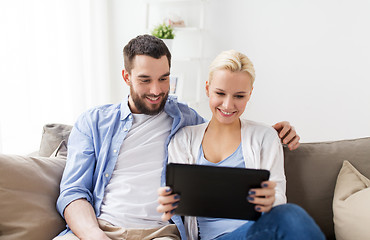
[{"x1": 55, "y1": 35, "x2": 300, "y2": 240}]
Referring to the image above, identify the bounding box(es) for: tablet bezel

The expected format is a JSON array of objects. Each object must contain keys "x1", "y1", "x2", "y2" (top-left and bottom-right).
[{"x1": 166, "y1": 163, "x2": 270, "y2": 220}]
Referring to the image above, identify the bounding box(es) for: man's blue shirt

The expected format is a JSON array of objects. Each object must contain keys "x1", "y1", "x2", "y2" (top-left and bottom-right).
[{"x1": 56, "y1": 95, "x2": 204, "y2": 239}]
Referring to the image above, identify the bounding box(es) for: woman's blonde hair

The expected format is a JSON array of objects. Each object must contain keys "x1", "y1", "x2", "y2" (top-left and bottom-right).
[{"x1": 208, "y1": 50, "x2": 255, "y2": 85}]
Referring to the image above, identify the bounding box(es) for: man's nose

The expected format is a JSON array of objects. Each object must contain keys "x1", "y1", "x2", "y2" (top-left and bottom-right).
[{"x1": 149, "y1": 81, "x2": 161, "y2": 95}]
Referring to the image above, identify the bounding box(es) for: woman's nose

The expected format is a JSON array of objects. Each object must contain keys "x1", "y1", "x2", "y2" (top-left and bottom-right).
[{"x1": 222, "y1": 96, "x2": 233, "y2": 109}]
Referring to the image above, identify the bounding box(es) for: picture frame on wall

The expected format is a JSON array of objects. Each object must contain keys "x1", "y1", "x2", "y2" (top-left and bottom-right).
[{"x1": 170, "y1": 76, "x2": 178, "y2": 95}]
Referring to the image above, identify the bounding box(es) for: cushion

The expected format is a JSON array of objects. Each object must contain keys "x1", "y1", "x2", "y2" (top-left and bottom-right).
[
  {"x1": 284, "y1": 137, "x2": 370, "y2": 240},
  {"x1": 39, "y1": 123, "x2": 72, "y2": 157},
  {"x1": 50, "y1": 140, "x2": 68, "y2": 158},
  {"x1": 333, "y1": 160, "x2": 370, "y2": 240},
  {"x1": 0, "y1": 154, "x2": 66, "y2": 240}
]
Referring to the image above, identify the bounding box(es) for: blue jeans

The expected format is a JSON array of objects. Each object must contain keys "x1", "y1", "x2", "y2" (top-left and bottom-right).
[{"x1": 215, "y1": 204, "x2": 325, "y2": 240}]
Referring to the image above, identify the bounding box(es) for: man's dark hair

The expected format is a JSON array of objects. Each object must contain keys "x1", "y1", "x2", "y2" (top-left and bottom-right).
[{"x1": 123, "y1": 34, "x2": 171, "y2": 73}]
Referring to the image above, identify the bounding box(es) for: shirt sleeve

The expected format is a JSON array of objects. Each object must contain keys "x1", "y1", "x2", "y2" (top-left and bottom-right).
[
  {"x1": 260, "y1": 128, "x2": 287, "y2": 206},
  {"x1": 56, "y1": 113, "x2": 96, "y2": 217}
]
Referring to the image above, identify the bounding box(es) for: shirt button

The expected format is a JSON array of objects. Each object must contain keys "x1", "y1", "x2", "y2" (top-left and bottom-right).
[
  {"x1": 129, "y1": 116, "x2": 132, "y2": 119},
  {"x1": 113, "y1": 149, "x2": 117, "y2": 153},
  {"x1": 105, "y1": 173, "x2": 109, "y2": 178},
  {"x1": 123, "y1": 128, "x2": 128, "y2": 132}
]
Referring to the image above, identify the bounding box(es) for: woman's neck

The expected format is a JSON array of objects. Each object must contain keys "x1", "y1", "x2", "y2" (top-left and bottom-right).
[
  {"x1": 201, "y1": 117, "x2": 242, "y2": 163},
  {"x1": 207, "y1": 117, "x2": 241, "y2": 134}
]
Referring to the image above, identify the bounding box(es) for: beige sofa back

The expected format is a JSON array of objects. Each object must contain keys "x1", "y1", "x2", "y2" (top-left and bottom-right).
[
  {"x1": 1, "y1": 122, "x2": 368, "y2": 240},
  {"x1": 284, "y1": 137, "x2": 370, "y2": 240}
]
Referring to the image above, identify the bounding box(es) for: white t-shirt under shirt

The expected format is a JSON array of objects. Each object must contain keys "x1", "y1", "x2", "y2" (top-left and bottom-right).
[{"x1": 99, "y1": 110, "x2": 172, "y2": 229}]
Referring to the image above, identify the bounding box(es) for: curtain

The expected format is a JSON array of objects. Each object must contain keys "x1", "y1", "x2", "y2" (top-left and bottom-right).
[{"x1": 0, "y1": 0, "x2": 111, "y2": 154}]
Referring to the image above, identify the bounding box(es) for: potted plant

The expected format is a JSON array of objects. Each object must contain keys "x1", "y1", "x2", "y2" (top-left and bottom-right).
[{"x1": 151, "y1": 23, "x2": 175, "y2": 50}]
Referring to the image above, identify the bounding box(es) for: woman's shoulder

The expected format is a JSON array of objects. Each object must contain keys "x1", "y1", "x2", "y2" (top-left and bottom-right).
[
  {"x1": 176, "y1": 122, "x2": 209, "y2": 136},
  {"x1": 171, "y1": 122, "x2": 209, "y2": 145},
  {"x1": 241, "y1": 119, "x2": 279, "y2": 139}
]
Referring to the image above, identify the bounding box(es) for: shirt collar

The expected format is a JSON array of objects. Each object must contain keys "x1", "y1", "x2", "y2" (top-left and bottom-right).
[{"x1": 120, "y1": 95, "x2": 132, "y2": 120}]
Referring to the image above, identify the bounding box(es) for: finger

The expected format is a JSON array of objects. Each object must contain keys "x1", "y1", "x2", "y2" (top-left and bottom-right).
[
  {"x1": 158, "y1": 194, "x2": 180, "y2": 205},
  {"x1": 282, "y1": 128, "x2": 297, "y2": 144},
  {"x1": 289, "y1": 141, "x2": 300, "y2": 151},
  {"x1": 272, "y1": 121, "x2": 287, "y2": 131},
  {"x1": 157, "y1": 186, "x2": 173, "y2": 196},
  {"x1": 249, "y1": 188, "x2": 275, "y2": 199},
  {"x1": 279, "y1": 126, "x2": 292, "y2": 141},
  {"x1": 249, "y1": 194, "x2": 275, "y2": 206},
  {"x1": 248, "y1": 181, "x2": 276, "y2": 198},
  {"x1": 273, "y1": 121, "x2": 290, "y2": 134},
  {"x1": 161, "y1": 209, "x2": 176, "y2": 221},
  {"x1": 261, "y1": 181, "x2": 276, "y2": 189},
  {"x1": 255, "y1": 204, "x2": 273, "y2": 213},
  {"x1": 156, "y1": 200, "x2": 180, "y2": 214},
  {"x1": 288, "y1": 136, "x2": 300, "y2": 151}
]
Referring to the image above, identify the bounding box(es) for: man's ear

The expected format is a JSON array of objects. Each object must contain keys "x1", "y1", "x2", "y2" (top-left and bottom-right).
[
  {"x1": 122, "y1": 69, "x2": 130, "y2": 86},
  {"x1": 205, "y1": 81, "x2": 210, "y2": 97}
]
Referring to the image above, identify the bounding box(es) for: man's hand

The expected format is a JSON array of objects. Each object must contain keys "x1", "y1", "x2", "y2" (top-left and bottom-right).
[
  {"x1": 157, "y1": 187, "x2": 180, "y2": 221},
  {"x1": 273, "y1": 121, "x2": 300, "y2": 151}
]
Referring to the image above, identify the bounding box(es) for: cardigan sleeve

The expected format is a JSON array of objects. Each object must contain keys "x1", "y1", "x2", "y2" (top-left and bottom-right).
[
  {"x1": 259, "y1": 128, "x2": 287, "y2": 206},
  {"x1": 168, "y1": 127, "x2": 195, "y2": 165}
]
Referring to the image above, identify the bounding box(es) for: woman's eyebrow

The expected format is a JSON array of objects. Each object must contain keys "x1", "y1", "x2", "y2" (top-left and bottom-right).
[{"x1": 215, "y1": 88, "x2": 247, "y2": 94}]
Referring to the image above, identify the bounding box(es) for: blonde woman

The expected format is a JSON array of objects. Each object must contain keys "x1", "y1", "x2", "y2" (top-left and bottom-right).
[{"x1": 157, "y1": 50, "x2": 324, "y2": 240}]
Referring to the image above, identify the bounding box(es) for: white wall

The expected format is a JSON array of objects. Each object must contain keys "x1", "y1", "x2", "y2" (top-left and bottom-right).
[
  {"x1": 0, "y1": 0, "x2": 112, "y2": 154},
  {"x1": 108, "y1": 0, "x2": 370, "y2": 143},
  {"x1": 2, "y1": 0, "x2": 368, "y2": 154},
  {"x1": 200, "y1": 0, "x2": 370, "y2": 142},
  {"x1": 106, "y1": 0, "x2": 147, "y2": 102}
]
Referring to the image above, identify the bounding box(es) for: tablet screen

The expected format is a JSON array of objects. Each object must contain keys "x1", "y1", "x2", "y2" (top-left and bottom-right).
[{"x1": 166, "y1": 163, "x2": 270, "y2": 220}]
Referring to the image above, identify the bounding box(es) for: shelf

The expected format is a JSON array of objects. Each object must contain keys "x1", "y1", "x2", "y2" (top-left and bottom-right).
[
  {"x1": 144, "y1": 0, "x2": 208, "y2": 104},
  {"x1": 174, "y1": 27, "x2": 203, "y2": 32},
  {"x1": 145, "y1": 27, "x2": 203, "y2": 35}
]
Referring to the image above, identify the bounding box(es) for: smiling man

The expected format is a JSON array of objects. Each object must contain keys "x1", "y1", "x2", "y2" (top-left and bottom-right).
[
  {"x1": 124, "y1": 55, "x2": 170, "y2": 115},
  {"x1": 54, "y1": 35, "x2": 300, "y2": 240}
]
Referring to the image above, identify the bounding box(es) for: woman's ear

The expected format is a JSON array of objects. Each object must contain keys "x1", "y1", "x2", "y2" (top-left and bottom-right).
[
  {"x1": 247, "y1": 87, "x2": 254, "y2": 102},
  {"x1": 122, "y1": 69, "x2": 130, "y2": 85},
  {"x1": 205, "y1": 81, "x2": 210, "y2": 97}
]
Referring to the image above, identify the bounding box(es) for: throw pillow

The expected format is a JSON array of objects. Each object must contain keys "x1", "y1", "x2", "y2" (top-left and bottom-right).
[
  {"x1": 0, "y1": 154, "x2": 66, "y2": 240},
  {"x1": 333, "y1": 160, "x2": 370, "y2": 240},
  {"x1": 50, "y1": 140, "x2": 68, "y2": 159},
  {"x1": 39, "y1": 123, "x2": 72, "y2": 157}
]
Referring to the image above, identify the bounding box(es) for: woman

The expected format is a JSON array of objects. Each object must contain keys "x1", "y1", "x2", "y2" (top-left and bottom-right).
[{"x1": 157, "y1": 50, "x2": 325, "y2": 240}]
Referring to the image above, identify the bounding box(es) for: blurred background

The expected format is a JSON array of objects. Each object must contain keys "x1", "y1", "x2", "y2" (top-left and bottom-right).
[{"x1": 1, "y1": 0, "x2": 369, "y2": 154}]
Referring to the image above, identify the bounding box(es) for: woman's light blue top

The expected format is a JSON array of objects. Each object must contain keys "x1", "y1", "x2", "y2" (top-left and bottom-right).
[{"x1": 196, "y1": 143, "x2": 250, "y2": 240}]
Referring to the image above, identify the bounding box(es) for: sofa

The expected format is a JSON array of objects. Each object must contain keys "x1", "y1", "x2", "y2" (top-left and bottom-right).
[{"x1": 0, "y1": 123, "x2": 369, "y2": 240}]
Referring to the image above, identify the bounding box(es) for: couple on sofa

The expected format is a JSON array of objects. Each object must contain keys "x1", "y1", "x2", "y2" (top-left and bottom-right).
[{"x1": 54, "y1": 35, "x2": 324, "y2": 240}]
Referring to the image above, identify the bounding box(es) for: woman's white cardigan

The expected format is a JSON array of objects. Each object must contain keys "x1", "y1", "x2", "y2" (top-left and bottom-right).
[{"x1": 167, "y1": 119, "x2": 287, "y2": 240}]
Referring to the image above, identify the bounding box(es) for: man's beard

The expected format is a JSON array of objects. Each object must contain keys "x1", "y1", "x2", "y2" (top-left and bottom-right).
[{"x1": 130, "y1": 87, "x2": 169, "y2": 115}]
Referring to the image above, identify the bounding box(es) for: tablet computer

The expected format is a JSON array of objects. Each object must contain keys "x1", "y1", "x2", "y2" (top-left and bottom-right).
[{"x1": 166, "y1": 163, "x2": 270, "y2": 221}]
